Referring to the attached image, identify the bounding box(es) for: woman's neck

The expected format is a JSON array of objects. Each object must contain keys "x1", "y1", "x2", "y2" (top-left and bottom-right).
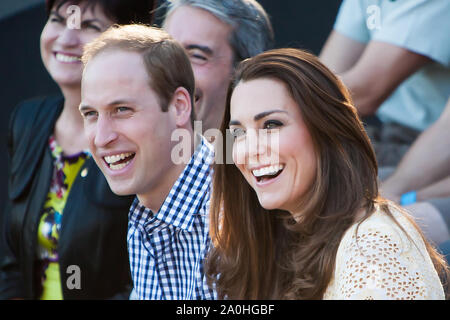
[{"x1": 54, "y1": 86, "x2": 88, "y2": 155}]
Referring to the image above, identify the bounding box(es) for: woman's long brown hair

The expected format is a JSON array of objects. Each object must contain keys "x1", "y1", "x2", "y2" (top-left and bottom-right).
[{"x1": 206, "y1": 48, "x2": 449, "y2": 299}]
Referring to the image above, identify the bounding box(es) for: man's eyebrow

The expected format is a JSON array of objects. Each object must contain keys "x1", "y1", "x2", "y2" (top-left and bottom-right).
[
  {"x1": 229, "y1": 120, "x2": 241, "y2": 126},
  {"x1": 185, "y1": 44, "x2": 213, "y2": 55},
  {"x1": 79, "y1": 99, "x2": 135, "y2": 111},
  {"x1": 108, "y1": 99, "x2": 135, "y2": 106},
  {"x1": 79, "y1": 104, "x2": 91, "y2": 112}
]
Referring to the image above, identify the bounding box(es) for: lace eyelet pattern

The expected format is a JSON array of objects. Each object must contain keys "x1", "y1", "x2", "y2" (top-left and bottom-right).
[{"x1": 323, "y1": 208, "x2": 445, "y2": 300}]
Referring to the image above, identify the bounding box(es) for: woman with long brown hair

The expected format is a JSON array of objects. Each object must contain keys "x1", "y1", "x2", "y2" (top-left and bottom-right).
[{"x1": 206, "y1": 48, "x2": 449, "y2": 299}]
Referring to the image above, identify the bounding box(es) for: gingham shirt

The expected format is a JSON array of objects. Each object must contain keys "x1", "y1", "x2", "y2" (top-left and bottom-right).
[{"x1": 127, "y1": 138, "x2": 216, "y2": 300}]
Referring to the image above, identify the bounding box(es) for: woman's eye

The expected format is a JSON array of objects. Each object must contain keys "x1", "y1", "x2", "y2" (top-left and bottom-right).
[
  {"x1": 230, "y1": 127, "x2": 245, "y2": 139},
  {"x1": 49, "y1": 16, "x2": 64, "y2": 24},
  {"x1": 82, "y1": 23, "x2": 102, "y2": 32},
  {"x1": 263, "y1": 120, "x2": 283, "y2": 130}
]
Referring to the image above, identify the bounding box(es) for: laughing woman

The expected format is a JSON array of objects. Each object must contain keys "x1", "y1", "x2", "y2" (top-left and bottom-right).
[
  {"x1": 0, "y1": 0, "x2": 155, "y2": 299},
  {"x1": 206, "y1": 48, "x2": 449, "y2": 300}
]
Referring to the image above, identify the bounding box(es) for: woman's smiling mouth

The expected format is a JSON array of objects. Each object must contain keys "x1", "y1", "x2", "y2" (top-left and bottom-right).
[
  {"x1": 54, "y1": 52, "x2": 82, "y2": 63},
  {"x1": 252, "y1": 164, "x2": 285, "y2": 183}
]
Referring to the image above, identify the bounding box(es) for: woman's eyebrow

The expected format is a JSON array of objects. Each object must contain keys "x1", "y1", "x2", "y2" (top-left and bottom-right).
[
  {"x1": 254, "y1": 109, "x2": 288, "y2": 121},
  {"x1": 50, "y1": 10, "x2": 64, "y2": 18},
  {"x1": 229, "y1": 110, "x2": 288, "y2": 125},
  {"x1": 82, "y1": 19, "x2": 106, "y2": 27}
]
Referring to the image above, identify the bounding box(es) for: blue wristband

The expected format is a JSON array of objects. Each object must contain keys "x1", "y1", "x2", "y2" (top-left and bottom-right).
[{"x1": 400, "y1": 191, "x2": 417, "y2": 206}]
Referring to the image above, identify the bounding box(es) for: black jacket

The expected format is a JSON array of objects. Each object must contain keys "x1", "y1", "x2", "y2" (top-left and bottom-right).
[{"x1": 0, "y1": 96, "x2": 134, "y2": 299}]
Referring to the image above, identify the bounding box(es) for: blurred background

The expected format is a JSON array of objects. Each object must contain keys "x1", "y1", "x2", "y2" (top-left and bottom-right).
[{"x1": 0, "y1": 0, "x2": 342, "y2": 207}]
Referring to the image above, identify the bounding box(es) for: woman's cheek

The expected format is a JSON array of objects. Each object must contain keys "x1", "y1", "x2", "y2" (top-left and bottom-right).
[{"x1": 232, "y1": 140, "x2": 244, "y2": 167}]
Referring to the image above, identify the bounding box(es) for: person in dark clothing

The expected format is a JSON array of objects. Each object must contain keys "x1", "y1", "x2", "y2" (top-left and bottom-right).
[{"x1": 0, "y1": 0, "x2": 155, "y2": 300}]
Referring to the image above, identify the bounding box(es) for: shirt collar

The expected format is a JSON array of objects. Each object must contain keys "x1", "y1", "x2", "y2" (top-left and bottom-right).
[{"x1": 129, "y1": 136, "x2": 214, "y2": 232}]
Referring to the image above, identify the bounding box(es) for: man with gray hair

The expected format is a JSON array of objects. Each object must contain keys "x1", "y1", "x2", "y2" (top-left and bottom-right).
[{"x1": 163, "y1": 0, "x2": 274, "y2": 131}]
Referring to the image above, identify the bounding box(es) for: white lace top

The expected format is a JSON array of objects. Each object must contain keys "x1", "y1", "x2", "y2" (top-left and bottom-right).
[{"x1": 323, "y1": 206, "x2": 445, "y2": 300}]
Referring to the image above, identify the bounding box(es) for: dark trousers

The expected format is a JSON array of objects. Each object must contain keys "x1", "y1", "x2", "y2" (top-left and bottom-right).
[{"x1": 364, "y1": 117, "x2": 421, "y2": 168}]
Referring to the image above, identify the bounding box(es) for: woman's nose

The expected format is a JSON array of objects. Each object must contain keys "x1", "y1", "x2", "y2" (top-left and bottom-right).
[
  {"x1": 56, "y1": 27, "x2": 81, "y2": 48},
  {"x1": 233, "y1": 129, "x2": 268, "y2": 166}
]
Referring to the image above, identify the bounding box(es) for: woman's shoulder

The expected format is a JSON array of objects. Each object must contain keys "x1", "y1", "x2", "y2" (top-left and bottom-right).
[
  {"x1": 325, "y1": 204, "x2": 445, "y2": 299},
  {"x1": 340, "y1": 204, "x2": 420, "y2": 253},
  {"x1": 8, "y1": 95, "x2": 63, "y2": 155},
  {"x1": 11, "y1": 95, "x2": 63, "y2": 126},
  {"x1": 9, "y1": 95, "x2": 63, "y2": 145},
  {"x1": 338, "y1": 204, "x2": 434, "y2": 270},
  {"x1": 7, "y1": 95, "x2": 64, "y2": 200}
]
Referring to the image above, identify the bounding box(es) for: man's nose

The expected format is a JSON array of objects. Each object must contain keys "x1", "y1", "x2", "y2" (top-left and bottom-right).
[{"x1": 94, "y1": 116, "x2": 118, "y2": 148}]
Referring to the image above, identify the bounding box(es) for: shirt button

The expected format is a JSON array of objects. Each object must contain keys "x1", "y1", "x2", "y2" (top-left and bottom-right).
[{"x1": 81, "y1": 168, "x2": 88, "y2": 178}]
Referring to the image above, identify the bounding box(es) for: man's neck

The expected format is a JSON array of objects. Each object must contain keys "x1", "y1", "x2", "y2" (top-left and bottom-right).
[
  {"x1": 136, "y1": 162, "x2": 186, "y2": 212},
  {"x1": 137, "y1": 131, "x2": 197, "y2": 212}
]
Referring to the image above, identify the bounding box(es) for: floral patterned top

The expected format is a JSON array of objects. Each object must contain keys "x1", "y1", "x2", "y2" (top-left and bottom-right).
[
  {"x1": 323, "y1": 205, "x2": 445, "y2": 300},
  {"x1": 36, "y1": 135, "x2": 89, "y2": 300}
]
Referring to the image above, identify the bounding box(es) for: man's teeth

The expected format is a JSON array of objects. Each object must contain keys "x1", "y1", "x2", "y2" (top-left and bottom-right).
[
  {"x1": 104, "y1": 153, "x2": 134, "y2": 171},
  {"x1": 109, "y1": 161, "x2": 130, "y2": 171},
  {"x1": 252, "y1": 164, "x2": 284, "y2": 177},
  {"x1": 104, "y1": 152, "x2": 133, "y2": 164},
  {"x1": 56, "y1": 53, "x2": 80, "y2": 63},
  {"x1": 107, "y1": 153, "x2": 134, "y2": 171}
]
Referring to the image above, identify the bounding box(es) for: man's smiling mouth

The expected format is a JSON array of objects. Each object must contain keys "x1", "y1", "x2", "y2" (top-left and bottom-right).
[{"x1": 103, "y1": 152, "x2": 136, "y2": 170}]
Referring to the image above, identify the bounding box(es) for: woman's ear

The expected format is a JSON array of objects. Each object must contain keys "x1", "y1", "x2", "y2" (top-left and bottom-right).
[{"x1": 170, "y1": 87, "x2": 192, "y2": 128}]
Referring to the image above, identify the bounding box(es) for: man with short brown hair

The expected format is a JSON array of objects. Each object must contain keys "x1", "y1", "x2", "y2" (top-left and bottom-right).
[{"x1": 80, "y1": 25, "x2": 215, "y2": 299}]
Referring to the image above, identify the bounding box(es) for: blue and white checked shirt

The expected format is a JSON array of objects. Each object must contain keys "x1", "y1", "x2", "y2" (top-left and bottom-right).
[{"x1": 127, "y1": 137, "x2": 216, "y2": 300}]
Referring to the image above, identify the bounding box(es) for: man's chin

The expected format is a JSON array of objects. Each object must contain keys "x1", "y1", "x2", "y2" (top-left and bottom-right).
[{"x1": 106, "y1": 178, "x2": 134, "y2": 196}]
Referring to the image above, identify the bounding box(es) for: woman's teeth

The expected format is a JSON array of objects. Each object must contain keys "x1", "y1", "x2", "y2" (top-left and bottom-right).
[
  {"x1": 55, "y1": 53, "x2": 80, "y2": 63},
  {"x1": 252, "y1": 164, "x2": 284, "y2": 178}
]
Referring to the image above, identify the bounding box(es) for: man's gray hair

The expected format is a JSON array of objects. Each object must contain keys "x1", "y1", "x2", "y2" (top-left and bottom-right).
[{"x1": 163, "y1": 0, "x2": 274, "y2": 64}]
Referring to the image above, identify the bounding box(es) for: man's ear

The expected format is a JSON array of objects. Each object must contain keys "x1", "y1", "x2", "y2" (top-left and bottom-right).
[{"x1": 170, "y1": 87, "x2": 192, "y2": 127}]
